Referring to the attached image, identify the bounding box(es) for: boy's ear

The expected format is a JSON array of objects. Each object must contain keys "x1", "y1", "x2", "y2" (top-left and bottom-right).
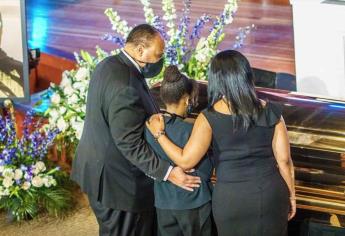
[{"x1": 184, "y1": 95, "x2": 190, "y2": 105}]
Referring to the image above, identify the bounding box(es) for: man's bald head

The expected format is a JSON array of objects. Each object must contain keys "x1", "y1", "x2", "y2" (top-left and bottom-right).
[
  {"x1": 126, "y1": 24, "x2": 161, "y2": 48},
  {"x1": 124, "y1": 24, "x2": 165, "y2": 67}
]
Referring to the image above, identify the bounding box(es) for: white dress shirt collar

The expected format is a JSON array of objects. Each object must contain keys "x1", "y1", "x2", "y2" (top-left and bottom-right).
[{"x1": 121, "y1": 49, "x2": 142, "y2": 73}]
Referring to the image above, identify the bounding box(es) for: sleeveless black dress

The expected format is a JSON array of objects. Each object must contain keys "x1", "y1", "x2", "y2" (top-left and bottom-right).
[{"x1": 202, "y1": 102, "x2": 290, "y2": 236}]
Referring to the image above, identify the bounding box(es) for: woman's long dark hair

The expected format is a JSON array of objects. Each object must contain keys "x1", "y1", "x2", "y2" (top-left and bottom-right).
[{"x1": 208, "y1": 50, "x2": 262, "y2": 131}]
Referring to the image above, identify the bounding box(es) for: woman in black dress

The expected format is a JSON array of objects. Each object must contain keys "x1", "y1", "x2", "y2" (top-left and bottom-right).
[{"x1": 146, "y1": 50, "x2": 296, "y2": 236}]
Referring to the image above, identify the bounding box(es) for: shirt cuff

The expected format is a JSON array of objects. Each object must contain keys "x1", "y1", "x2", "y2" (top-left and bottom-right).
[{"x1": 163, "y1": 165, "x2": 174, "y2": 181}]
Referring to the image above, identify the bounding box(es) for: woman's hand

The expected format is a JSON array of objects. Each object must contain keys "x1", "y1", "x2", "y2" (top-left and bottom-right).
[
  {"x1": 146, "y1": 113, "x2": 165, "y2": 136},
  {"x1": 288, "y1": 197, "x2": 297, "y2": 221}
]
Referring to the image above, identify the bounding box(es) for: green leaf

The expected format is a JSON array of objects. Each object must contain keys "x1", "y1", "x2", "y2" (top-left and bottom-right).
[{"x1": 80, "y1": 50, "x2": 94, "y2": 65}]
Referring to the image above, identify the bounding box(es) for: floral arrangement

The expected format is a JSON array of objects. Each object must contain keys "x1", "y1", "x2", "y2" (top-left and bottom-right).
[
  {"x1": 0, "y1": 108, "x2": 72, "y2": 221},
  {"x1": 46, "y1": 0, "x2": 254, "y2": 142},
  {"x1": 47, "y1": 48, "x2": 110, "y2": 142}
]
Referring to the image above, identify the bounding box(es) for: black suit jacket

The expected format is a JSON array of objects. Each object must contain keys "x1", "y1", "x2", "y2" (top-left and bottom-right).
[{"x1": 71, "y1": 52, "x2": 170, "y2": 212}]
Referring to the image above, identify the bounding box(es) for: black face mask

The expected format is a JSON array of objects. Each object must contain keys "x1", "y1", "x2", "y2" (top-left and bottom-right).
[{"x1": 141, "y1": 57, "x2": 164, "y2": 78}]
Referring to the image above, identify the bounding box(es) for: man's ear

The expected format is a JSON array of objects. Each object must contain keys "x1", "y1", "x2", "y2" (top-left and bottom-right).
[{"x1": 137, "y1": 44, "x2": 145, "y2": 57}]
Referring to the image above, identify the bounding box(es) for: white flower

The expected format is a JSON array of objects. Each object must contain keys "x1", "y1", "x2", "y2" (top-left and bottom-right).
[
  {"x1": 50, "y1": 178, "x2": 57, "y2": 187},
  {"x1": 0, "y1": 165, "x2": 4, "y2": 173},
  {"x1": 167, "y1": 29, "x2": 175, "y2": 37},
  {"x1": 21, "y1": 181, "x2": 31, "y2": 190},
  {"x1": 50, "y1": 82, "x2": 57, "y2": 89},
  {"x1": 43, "y1": 176, "x2": 56, "y2": 188},
  {"x1": 72, "y1": 82, "x2": 86, "y2": 91},
  {"x1": 59, "y1": 106, "x2": 67, "y2": 115},
  {"x1": 196, "y1": 37, "x2": 207, "y2": 51},
  {"x1": 0, "y1": 188, "x2": 10, "y2": 196},
  {"x1": 35, "y1": 161, "x2": 46, "y2": 173},
  {"x1": 123, "y1": 26, "x2": 130, "y2": 34},
  {"x1": 4, "y1": 188, "x2": 10, "y2": 196},
  {"x1": 57, "y1": 118, "x2": 68, "y2": 132},
  {"x1": 51, "y1": 93, "x2": 61, "y2": 104},
  {"x1": 195, "y1": 52, "x2": 206, "y2": 62},
  {"x1": 43, "y1": 177, "x2": 51, "y2": 188},
  {"x1": 105, "y1": 9, "x2": 132, "y2": 37},
  {"x1": 2, "y1": 168, "x2": 14, "y2": 179},
  {"x1": 63, "y1": 85, "x2": 74, "y2": 96},
  {"x1": 75, "y1": 122, "x2": 84, "y2": 140},
  {"x1": 33, "y1": 167, "x2": 40, "y2": 175},
  {"x1": 49, "y1": 109, "x2": 59, "y2": 123},
  {"x1": 3, "y1": 178, "x2": 14, "y2": 188},
  {"x1": 70, "y1": 116, "x2": 85, "y2": 140},
  {"x1": 224, "y1": 16, "x2": 234, "y2": 25},
  {"x1": 75, "y1": 67, "x2": 89, "y2": 81},
  {"x1": 31, "y1": 176, "x2": 44, "y2": 188},
  {"x1": 14, "y1": 169, "x2": 23, "y2": 180},
  {"x1": 68, "y1": 94, "x2": 79, "y2": 105},
  {"x1": 166, "y1": 22, "x2": 174, "y2": 28},
  {"x1": 60, "y1": 73, "x2": 72, "y2": 88}
]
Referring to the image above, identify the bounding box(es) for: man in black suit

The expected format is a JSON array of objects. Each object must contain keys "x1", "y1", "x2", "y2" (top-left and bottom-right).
[{"x1": 71, "y1": 24, "x2": 201, "y2": 236}]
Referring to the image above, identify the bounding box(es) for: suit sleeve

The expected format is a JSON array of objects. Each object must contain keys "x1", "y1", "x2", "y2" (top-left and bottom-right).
[{"x1": 108, "y1": 85, "x2": 171, "y2": 181}]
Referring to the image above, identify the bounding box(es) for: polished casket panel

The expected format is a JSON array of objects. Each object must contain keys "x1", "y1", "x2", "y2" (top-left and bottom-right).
[
  {"x1": 256, "y1": 88, "x2": 345, "y2": 216},
  {"x1": 151, "y1": 81, "x2": 345, "y2": 217}
]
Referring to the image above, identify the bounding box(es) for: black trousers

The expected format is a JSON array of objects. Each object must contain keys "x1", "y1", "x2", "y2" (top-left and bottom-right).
[
  {"x1": 89, "y1": 200, "x2": 156, "y2": 236},
  {"x1": 156, "y1": 202, "x2": 213, "y2": 236}
]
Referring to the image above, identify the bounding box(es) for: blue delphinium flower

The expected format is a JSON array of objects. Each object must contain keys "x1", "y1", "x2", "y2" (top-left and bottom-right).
[
  {"x1": 0, "y1": 115, "x2": 6, "y2": 142},
  {"x1": 177, "y1": 0, "x2": 191, "y2": 46},
  {"x1": 4, "y1": 115, "x2": 16, "y2": 147},
  {"x1": 152, "y1": 16, "x2": 169, "y2": 41},
  {"x1": 24, "y1": 168, "x2": 33, "y2": 181},
  {"x1": 22, "y1": 110, "x2": 34, "y2": 143},
  {"x1": 39, "y1": 128, "x2": 60, "y2": 159},
  {"x1": 165, "y1": 45, "x2": 179, "y2": 65},
  {"x1": 26, "y1": 130, "x2": 43, "y2": 159},
  {"x1": 0, "y1": 147, "x2": 16, "y2": 164},
  {"x1": 190, "y1": 14, "x2": 212, "y2": 41},
  {"x1": 102, "y1": 33, "x2": 125, "y2": 47},
  {"x1": 1, "y1": 109, "x2": 60, "y2": 167},
  {"x1": 233, "y1": 25, "x2": 256, "y2": 49}
]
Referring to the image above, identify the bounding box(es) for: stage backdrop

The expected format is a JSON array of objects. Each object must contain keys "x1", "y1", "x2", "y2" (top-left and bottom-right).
[
  {"x1": 291, "y1": 0, "x2": 345, "y2": 100},
  {"x1": 0, "y1": 0, "x2": 29, "y2": 102}
]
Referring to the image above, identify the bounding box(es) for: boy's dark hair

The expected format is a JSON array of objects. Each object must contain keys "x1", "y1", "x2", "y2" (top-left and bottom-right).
[
  {"x1": 126, "y1": 24, "x2": 160, "y2": 47},
  {"x1": 160, "y1": 65, "x2": 198, "y2": 106}
]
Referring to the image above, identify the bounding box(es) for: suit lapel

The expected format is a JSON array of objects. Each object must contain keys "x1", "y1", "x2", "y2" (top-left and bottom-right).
[{"x1": 117, "y1": 52, "x2": 160, "y2": 114}]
